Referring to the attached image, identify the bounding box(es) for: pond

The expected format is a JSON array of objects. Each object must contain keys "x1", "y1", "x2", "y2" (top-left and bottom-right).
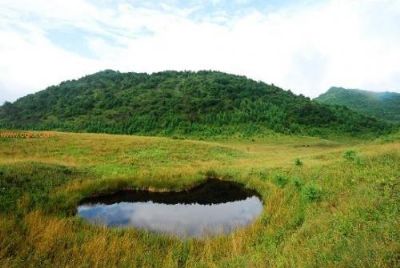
[{"x1": 77, "y1": 179, "x2": 263, "y2": 238}]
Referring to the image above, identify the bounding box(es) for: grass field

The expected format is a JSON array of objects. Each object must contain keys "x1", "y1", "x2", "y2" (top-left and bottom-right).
[{"x1": 0, "y1": 130, "x2": 399, "y2": 267}]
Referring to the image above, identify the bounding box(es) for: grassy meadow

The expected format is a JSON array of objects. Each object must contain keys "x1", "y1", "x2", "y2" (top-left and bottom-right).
[{"x1": 0, "y1": 130, "x2": 399, "y2": 267}]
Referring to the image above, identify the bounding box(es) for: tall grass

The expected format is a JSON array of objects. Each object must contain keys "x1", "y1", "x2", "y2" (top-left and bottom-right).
[{"x1": 0, "y1": 131, "x2": 399, "y2": 267}]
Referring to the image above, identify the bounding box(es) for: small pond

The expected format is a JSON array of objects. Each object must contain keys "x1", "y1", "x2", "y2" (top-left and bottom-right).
[{"x1": 77, "y1": 179, "x2": 263, "y2": 238}]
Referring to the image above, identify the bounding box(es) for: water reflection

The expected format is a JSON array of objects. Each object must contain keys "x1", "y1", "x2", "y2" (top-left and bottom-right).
[{"x1": 77, "y1": 179, "x2": 263, "y2": 238}]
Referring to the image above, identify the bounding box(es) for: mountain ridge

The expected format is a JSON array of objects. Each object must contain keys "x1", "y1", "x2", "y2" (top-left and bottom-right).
[{"x1": 315, "y1": 87, "x2": 400, "y2": 123}]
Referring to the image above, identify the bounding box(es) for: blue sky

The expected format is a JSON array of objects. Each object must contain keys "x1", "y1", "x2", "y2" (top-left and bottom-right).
[{"x1": 0, "y1": 0, "x2": 399, "y2": 104}]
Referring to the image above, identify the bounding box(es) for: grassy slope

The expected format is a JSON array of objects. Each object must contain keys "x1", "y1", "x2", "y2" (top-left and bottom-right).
[{"x1": 0, "y1": 131, "x2": 399, "y2": 267}]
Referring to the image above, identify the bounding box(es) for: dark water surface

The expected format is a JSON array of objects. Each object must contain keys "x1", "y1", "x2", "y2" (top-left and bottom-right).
[{"x1": 77, "y1": 179, "x2": 263, "y2": 238}]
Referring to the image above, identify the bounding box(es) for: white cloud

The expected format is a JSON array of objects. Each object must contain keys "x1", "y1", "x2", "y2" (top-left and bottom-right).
[{"x1": 0, "y1": 0, "x2": 399, "y2": 104}]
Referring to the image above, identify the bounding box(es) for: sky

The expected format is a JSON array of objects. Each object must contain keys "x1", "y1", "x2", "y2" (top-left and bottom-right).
[{"x1": 0, "y1": 0, "x2": 399, "y2": 104}]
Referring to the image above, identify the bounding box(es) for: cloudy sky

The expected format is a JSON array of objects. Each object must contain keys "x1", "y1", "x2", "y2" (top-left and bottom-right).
[{"x1": 0, "y1": 0, "x2": 399, "y2": 104}]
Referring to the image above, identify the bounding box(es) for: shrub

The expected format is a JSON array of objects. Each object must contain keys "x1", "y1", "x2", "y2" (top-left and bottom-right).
[
  {"x1": 343, "y1": 150, "x2": 364, "y2": 165},
  {"x1": 302, "y1": 184, "x2": 322, "y2": 202},
  {"x1": 292, "y1": 177, "x2": 304, "y2": 189},
  {"x1": 273, "y1": 175, "x2": 289, "y2": 188},
  {"x1": 294, "y1": 158, "x2": 303, "y2": 166},
  {"x1": 343, "y1": 150, "x2": 357, "y2": 161}
]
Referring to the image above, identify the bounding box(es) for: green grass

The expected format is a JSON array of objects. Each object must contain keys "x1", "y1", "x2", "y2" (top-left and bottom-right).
[{"x1": 0, "y1": 130, "x2": 399, "y2": 267}]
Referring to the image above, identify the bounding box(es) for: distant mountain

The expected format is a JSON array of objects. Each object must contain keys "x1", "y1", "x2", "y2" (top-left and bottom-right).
[
  {"x1": 0, "y1": 70, "x2": 392, "y2": 137},
  {"x1": 316, "y1": 87, "x2": 400, "y2": 123}
]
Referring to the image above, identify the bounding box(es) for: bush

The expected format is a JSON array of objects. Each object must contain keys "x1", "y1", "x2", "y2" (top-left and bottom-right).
[
  {"x1": 343, "y1": 150, "x2": 364, "y2": 165},
  {"x1": 302, "y1": 184, "x2": 322, "y2": 202},
  {"x1": 294, "y1": 158, "x2": 303, "y2": 166},
  {"x1": 343, "y1": 150, "x2": 357, "y2": 161},
  {"x1": 273, "y1": 175, "x2": 289, "y2": 188},
  {"x1": 292, "y1": 177, "x2": 304, "y2": 189}
]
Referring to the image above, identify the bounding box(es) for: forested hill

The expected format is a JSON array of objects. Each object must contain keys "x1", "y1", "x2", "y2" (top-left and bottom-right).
[
  {"x1": 316, "y1": 87, "x2": 400, "y2": 123},
  {"x1": 0, "y1": 70, "x2": 392, "y2": 137}
]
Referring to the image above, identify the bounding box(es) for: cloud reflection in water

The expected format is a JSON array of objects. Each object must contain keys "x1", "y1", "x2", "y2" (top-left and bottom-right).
[{"x1": 78, "y1": 196, "x2": 262, "y2": 238}]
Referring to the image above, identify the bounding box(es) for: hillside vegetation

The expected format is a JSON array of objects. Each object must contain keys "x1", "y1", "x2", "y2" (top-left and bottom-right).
[
  {"x1": 316, "y1": 87, "x2": 400, "y2": 123},
  {"x1": 0, "y1": 71, "x2": 391, "y2": 137}
]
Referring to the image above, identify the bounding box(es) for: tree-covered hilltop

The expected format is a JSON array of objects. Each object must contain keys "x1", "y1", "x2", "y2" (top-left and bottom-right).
[
  {"x1": 316, "y1": 87, "x2": 400, "y2": 123},
  {"x1": 0, "y1": 70, "x2": 392, "y2": 137}
]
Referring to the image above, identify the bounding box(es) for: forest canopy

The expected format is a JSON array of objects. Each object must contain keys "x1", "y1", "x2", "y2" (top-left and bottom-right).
[
  {"x1": 316, "y1": 87, "x2": 400, "y2": 123},
  {"x1": 0, "y1": 70, "x2": 393, "y2": 137}
]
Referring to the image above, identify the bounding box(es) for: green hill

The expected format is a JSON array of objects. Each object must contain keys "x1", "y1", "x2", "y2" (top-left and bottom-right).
[
  {"x1": 0, "y1": 70, "x2": 392, "y2": 137},
  {"x1": 316, "y1": 87, "x2": 400, "y2": 123}
]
